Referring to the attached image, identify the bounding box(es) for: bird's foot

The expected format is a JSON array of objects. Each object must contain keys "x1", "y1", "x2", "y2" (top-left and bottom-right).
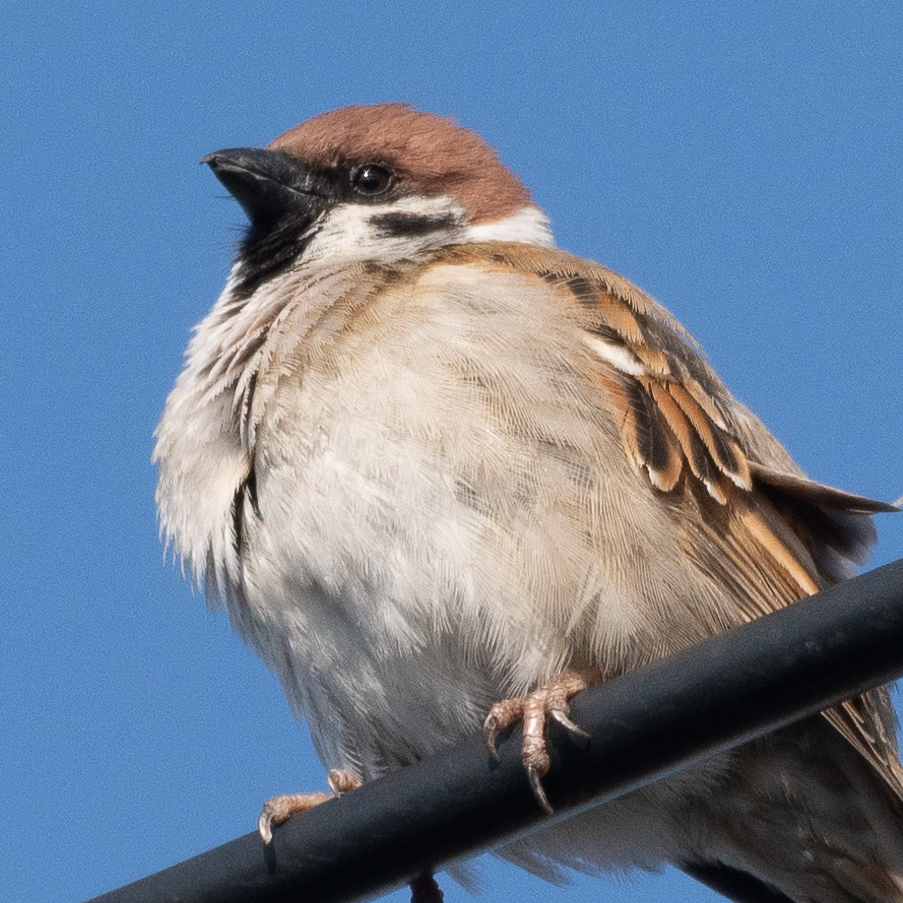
[
  {"x1": 483, "y1": 668, "x2": 601, "y2": 813},
  {"x1": 410, "y1": 871, "x2": 444, "y2": 903},
  {"x1": 257, "y1": 768, "x2": 362, "y2": 843}
]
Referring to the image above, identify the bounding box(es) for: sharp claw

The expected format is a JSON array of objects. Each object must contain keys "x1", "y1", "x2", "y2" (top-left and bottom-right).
[
  {"x1": 483, "y1": 670, "x2": 602, "y2": 816},
  {"x1": 483, "y1": 719, "x2": 501, "y2": 760},
  {"x1": 258, "y1": 807, "x2": 274, "y2": 845},
  {"x1": 550, "y1": 709, "x2": 590, "y2": 740},
  {"x1": 527, "y1": 764, "x2": 554, "y2": 815},
  {"x1": 256, "y1": 790, "x2": 334, "y2": 844}
]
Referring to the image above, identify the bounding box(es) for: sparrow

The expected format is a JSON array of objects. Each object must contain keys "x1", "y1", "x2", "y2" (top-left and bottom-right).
[{"x1": 154, "y1": 103, "x2": 903, "y2": 902}]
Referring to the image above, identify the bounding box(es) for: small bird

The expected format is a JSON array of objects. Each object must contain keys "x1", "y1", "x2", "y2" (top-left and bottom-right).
[{"x1": 154, "y1": 103, "x2": 903, "y2": 902}]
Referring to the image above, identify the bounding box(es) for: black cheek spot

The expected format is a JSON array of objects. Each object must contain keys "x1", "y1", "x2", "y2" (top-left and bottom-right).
[{"x1": 370, "y1": 212, "x2": 459, "y2": 238}]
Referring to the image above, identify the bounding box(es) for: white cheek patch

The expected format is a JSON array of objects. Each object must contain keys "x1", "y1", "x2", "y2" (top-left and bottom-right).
[
  {"x1": 304, "y1": 196, "x2": 467, "y2": 263},
  {"x1": 463, "y1": 207, "x2": 556, "y2": 248},
  {"x1": 583, "y1": 334, "x2": 646, "y2": 376},
  {"x1": 302, "y1": 198, "x2": 558, "y2": 266}
]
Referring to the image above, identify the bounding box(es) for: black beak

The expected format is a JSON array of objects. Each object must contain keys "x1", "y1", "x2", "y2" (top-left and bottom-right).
[{"x1": 201, "y1": 147, "x2": 321, "y2": 226}]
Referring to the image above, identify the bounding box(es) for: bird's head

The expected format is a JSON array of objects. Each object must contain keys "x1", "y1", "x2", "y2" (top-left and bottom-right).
[{"x1": 202, "y1": 103, "x2": 554, "y2": 293}]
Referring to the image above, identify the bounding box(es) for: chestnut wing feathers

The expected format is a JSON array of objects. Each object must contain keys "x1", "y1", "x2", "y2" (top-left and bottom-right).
[{"x1": 451, "y1": 242, "x2": 903, "y2": 806}]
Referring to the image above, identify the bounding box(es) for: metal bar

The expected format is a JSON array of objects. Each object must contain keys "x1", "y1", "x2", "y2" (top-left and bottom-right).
[{"x1": 84, "y1": 558, "x2": 903, "y2": 903}]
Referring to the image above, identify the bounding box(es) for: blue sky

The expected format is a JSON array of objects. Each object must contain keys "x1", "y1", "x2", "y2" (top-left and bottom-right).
[{"x1": 2, "y1": 3, "x2": 901, "y2": 902}]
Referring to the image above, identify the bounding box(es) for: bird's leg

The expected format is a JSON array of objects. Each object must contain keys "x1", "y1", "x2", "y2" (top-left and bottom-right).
[
  {"x1": 409, "y1": 871, "x2": 444, "y2": 903},
  {"x1": 483, "y1": 667, "x2": 602, "y2": 813},
  {"x1": 260, "y1": 772, "x2": 446, "y2": 903},
  {"x1": 257, "y1": 768, "x2": 362, "y2": 843}
]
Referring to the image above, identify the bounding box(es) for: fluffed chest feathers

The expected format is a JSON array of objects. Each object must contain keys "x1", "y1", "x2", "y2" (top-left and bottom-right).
[
  {"x1": 158, "y1": 263, "x2": 740, "y2": 776},
  {"x1": 224, "y1": 294, "x2": 716, "y2": 773}
]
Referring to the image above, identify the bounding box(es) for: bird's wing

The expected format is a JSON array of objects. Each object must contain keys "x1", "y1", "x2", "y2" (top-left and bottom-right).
[{"x1": 445, "y1": 242, "x2": 903, "y2": 805}]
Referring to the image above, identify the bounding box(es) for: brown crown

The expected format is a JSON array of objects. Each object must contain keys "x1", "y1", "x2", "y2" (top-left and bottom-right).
[{"x1": 268, "y1": 103, "x2": 534, "y2": 223}]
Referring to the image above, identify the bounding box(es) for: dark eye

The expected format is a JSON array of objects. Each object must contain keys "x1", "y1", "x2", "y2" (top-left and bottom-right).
[{"x1": 351, "y1": 163, "x2": 394, "y2": 196}]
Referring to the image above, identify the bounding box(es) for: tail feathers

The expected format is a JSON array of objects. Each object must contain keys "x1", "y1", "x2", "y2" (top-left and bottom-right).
[
  {"x1": 685, "y1": 854, "x2": 903, "y2": 903},
  {"x1": 682, "y1": 861, "x2": 795, "y2": 902},
  {"x1": 696, "y1": 720, "x2": 903, "y2": 903}
]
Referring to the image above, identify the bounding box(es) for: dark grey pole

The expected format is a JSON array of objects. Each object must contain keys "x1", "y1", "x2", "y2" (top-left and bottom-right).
[{"x1": 83, "y1": 558, "x2": 903, "y2": 903}]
